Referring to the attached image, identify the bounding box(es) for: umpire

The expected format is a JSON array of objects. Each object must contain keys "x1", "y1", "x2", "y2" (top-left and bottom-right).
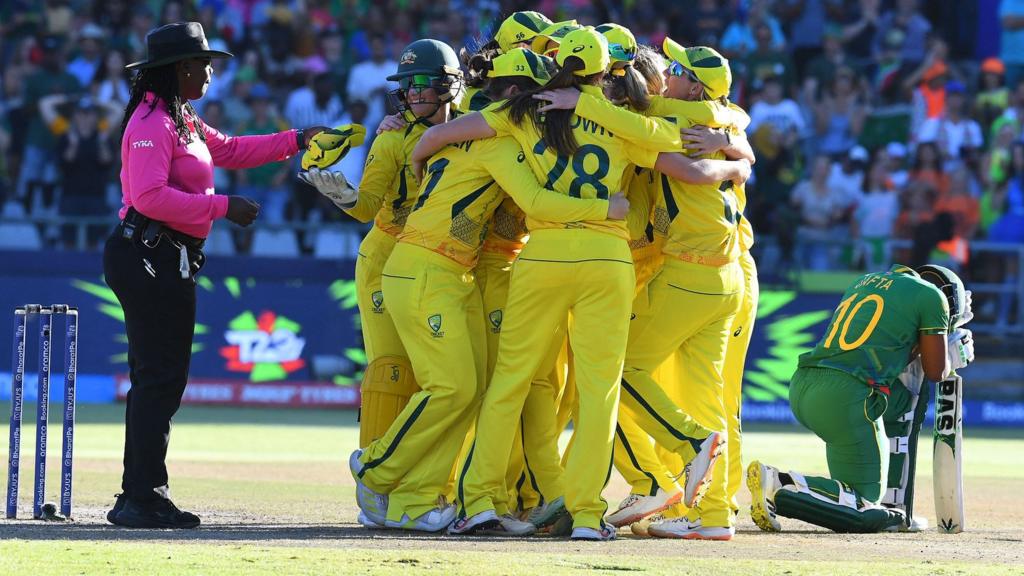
[{"x1": 103, "y1": 22, "x2": 325, "y2": 528}]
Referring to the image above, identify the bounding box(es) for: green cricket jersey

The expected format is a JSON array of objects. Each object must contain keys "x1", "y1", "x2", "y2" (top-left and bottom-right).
[{"x1": 798, "y1": 265, "x2": 950, "y2": 387}]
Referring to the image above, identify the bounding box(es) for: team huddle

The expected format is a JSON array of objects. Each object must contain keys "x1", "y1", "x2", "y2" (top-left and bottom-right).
[{"x1": 298, "y1": 11, "x2": 976, "y2": 541}]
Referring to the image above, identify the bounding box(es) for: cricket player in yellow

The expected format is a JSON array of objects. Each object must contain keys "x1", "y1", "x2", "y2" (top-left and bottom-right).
[
  {"x1": 458, "y1": 11, "x2": 553, "y2": 114},
  {"x1": 305, "y1": 39, "x2": 465, "y2": 449},
  {"x1": 412, "y1": 27, "x2": 748, "y2": 540},
  {"x1": 333, "y1": 47, "x2": 623, "y2": 533},
  {"x1": 536, "y1": 38, "x2": 756, "y2": 536}
]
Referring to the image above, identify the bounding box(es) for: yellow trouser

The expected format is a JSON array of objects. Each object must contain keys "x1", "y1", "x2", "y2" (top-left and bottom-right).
[
  {"x1": 459, "y1": 229, "x2": 634, "y2": 530},
  {"x1": 356, "y1": 226, "x2": 406, "y2": 361},
  {"x1": 619, "y1": 258, "x2": 742, "y2": 526},
  {"x1": 477, "y1": 252, "x2": 567, "y2": 513},
  {"x1": 722, "y1": 251, "x2": 758, "y2": 516},
  {"x1": 358, "y1": 243, "x2": 486, "y2": 522}
]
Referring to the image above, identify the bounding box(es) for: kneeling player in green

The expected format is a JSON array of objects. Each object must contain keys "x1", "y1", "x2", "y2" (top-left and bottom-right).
[{"x1": 747, "y1": 264, "x2": 974, "y2": 533}]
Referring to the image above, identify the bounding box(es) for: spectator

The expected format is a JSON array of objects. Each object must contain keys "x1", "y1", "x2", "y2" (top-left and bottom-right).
[
  {"x1": 15, "y1": 36, "x2": 81, "y2": 215},
  {"x1": 719, "y1": 0, "x2": 785, "y2": 59},
  {"x1": 777, "y1": 0, "x2": 829, "y2": 79},
  {"x1": 909, "y1": 141, "x2": 951, "y2": 198},
  {"x1": 828, "y1": 145, "x2": 869, "y2": 211},
  {"x1": 92, "y1": 49, "x2": 132, "y2": 110},
  {"x1": 917, "y1": 81, "x2": 983, "y2": 171},
  {"x1": 811, "y1": 67, "x2": 868, "y2": 158},
  {"x1": 742, "y1": 22, "x2": 797, "y2": 95},
  {"x1": 886, "y1": 142, "x2": 910, "y2": 190},
  {"x1": 285, "y1": 72, "x2": 343, "y2": 131},
  {"x1": 936, "y1": 169, "x2": 981, "y2": 240},
  {"x1": 55, "y1": 97, "x2": 113, "y2": 248},
  {"x1": 896, "y1": 180, "x2": 938, "y2": 239},
  {"x1": 1000, "y1": 0, "x2": 1024, "y2": 89},
  {"x1": 873, "y1": 26, "x2": 908, "y2": 104},
  {"x1": 320, "y1": 30, "x2": 349, "y2": 103},
  {"x1": 905, "y1": 57, "x2": 950, "y2": 139},
  {"x1": 67, "y1": 23, "x2": 106, "y2": 88},
  {"x1": 333, "y1": 99, "x2": 370, "y2": 186},
  {"x1": 792, "y1": 155, "x2": 848, "y2": 270},
  {"x1": 681, "y1": 0, "x2": 732, "y2": 46},
  {"x1": 236, "y1": 84, "x2": 291, "y2": 226},
  {"x1": 346, "y1": 34, "x2": 397, "y2": 132},
  {"x1": 749, "y1": 75, "x2": 806, "y2": 137},
  {"x1": 874, "y1": 0, "x2": 932, "y2": 66},
  {"x1": 853, "y1": 158, "x2": 900, "y2": 269},
  {"x1": 975, "y1": 58, "x2": 1010, "y2": 140},
  {"x1": 806, "y1": 24, "x2": 857, "y2": 95},
  {"x1": 840, "y1": 0, "x2": 881, "y2": 68}
]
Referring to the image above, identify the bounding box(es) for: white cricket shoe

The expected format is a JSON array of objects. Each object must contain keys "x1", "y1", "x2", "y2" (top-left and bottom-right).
[
  {"x1": 629, "y1": 514, "x2": 664, "y2": 537},
  {"x1": 349, "y1": 449, "x2": 387, "y2": 525},
  {"x1": 448, "y1": 510, "x2": 537, "y2": 536},
  {"x1": 570, "y1": 524, "x2": 617, "y2": 541},
  {"x1": 682, "y1": 432, "x2": 725, "y2": 508},
  {"x1": 606, "y1": 490, "x2": 682, "y2": 527},
  {"x1": 527, "y1": 496, "x2": 568, "y2": 529},
  {"x1": 357, "y1": 511, "x2": 385, "y2": 529},
  {"x1": 746, "y1": 460, "x2": 782, "y2": 532},
  {"x1": 648, "y1": 517, "x2": 734, "y2": 540},
  {"x1": 384, "y1": 497, "x2": 456, "y2": 532}
]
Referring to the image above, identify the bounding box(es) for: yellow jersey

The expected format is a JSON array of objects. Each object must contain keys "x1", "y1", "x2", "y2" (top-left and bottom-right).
[
  {"x1": 648, "y1": 98, "x2": 748, "y2": 265},
  {"x1": 344, "y1": 122, "x2": 429, "y2": 237},
  {"x1": 457, "y1": 86, "x2": 494, "y2": 113},
  {"x1": 479, "y1": 198, "x2": 528, "y2": 260},
  {"x1": 479, "y1": 85, "x2": 665, "y2": 241},
  {"x1": 398, "y1": 136, "x2": 609, "y2": 268}
]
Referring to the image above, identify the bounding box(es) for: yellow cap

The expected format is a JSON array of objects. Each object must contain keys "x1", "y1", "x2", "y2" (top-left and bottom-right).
[
  {"x1": 529, "y1": 20, "x2": 581, "y2": 55},
  {"x1": 489, "y1": 48, "x2": 553, "y2": 86},
  {"x1": 301, "y1": 124, "x2": 367, "y2": 170},
  {"x1": 556, "y1": 26, "x2": 610, "y2": 77},
  {"x1": 494, "y1": 11, "x2": 553, "y2": 53},
  {"x1": 595, "y1": 23, "x2": 637, "y2": 69},
  {"x1": 662, "y1": 37, "x2": 731, "y2": 99}
]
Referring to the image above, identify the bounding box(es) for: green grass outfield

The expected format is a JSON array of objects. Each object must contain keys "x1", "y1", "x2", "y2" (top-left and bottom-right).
[{"x1": 1, "y1": 403, "x2": 1022, "y2": 575}]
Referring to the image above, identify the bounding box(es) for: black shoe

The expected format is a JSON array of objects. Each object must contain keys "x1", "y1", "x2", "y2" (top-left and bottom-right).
[
  {"x1": 113, "y1": 498, "x2": 201, "y2": 529},
  {"x1": 106, "y1": 493, "x2": 127, "y2": 524}
]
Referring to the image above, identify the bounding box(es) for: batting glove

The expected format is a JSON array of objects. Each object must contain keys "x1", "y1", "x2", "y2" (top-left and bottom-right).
[
  {"x1": 955, "y1": 290, "x2": 974, "y2": 328},
  {"x1": 947, "y1": 328, "x2": 975, "y2": 372},
  {"x1": 299, "y1": 167, "x2": 358, "y2": 209}
]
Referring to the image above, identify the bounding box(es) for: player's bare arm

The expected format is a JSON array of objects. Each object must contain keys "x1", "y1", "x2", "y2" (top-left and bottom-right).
[{"x1": 654, "y1": 154, "x2": 751, "y2": 185}]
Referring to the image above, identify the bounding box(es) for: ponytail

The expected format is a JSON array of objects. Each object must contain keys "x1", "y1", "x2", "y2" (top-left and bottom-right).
[
  {"x1": 605, "y1": 65, "x2": 651, "y2": 110},
  {"x1": 499, "y1": 56, "x2": 595, "y2": 157}
]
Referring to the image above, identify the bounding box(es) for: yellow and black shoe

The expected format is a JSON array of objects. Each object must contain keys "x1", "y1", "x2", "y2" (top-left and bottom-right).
[{"x1": 746, "y1": 460, "x2": 782, "y2": 532}]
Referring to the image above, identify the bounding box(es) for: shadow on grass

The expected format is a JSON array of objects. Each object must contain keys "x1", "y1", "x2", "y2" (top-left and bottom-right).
[{"x1": 1, "y1": 522, "x2": 570, "y2": 543}]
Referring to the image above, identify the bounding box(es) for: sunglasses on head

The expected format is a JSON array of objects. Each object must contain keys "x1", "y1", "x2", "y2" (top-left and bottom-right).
[
  {"x1": 608, "y1": 43, "x2": 636, "y2": 62},
  {"x1": 399, "y1": 74, "x2": 445, "y2": 91},
  {"x1": 667, "y1": 61, "x2": 700, "y2": 83}
]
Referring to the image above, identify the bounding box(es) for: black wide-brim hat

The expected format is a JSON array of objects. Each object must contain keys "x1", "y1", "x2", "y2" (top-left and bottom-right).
[{"x1": 126, "y1": 22, "x2": 233, "y2": 70}]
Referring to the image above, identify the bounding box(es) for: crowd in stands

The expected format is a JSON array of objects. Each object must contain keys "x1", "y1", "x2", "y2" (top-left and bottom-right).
[{"x1": 0, "y1": 1, "x2": 1021, "y2": 288}]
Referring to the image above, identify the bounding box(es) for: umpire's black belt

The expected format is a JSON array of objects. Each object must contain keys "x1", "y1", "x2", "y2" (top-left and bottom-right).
[{"x1": 119, "y1": 207, "x2": 205, "y2": 251}]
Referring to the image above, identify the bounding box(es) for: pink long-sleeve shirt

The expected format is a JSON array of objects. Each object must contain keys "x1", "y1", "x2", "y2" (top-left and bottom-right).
[{"x1": 119, "y1": 92, "x2": 299, "y2": 238}]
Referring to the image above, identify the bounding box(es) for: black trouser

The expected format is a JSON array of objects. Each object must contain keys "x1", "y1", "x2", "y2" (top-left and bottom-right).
[{"x1": 103, "y1": 225, "x2": 204, "y2": 502}]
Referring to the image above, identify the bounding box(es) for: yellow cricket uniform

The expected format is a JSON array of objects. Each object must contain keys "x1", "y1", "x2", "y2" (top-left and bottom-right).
[
  {"x1": 620, "y1": 98, "x2": 749, "y2": 529},
  {"x1": 569, "y1": 97, "x2": 746, "y2": 506},
  {"x1": 723, "y1": 165, "x2": 758, "y2": 517},
  {"x1": 358, "y1": 135, "x2": 607, "y2": 522},
  {"x1": 458, "y1": 84, "x2": 676, "y2": 530},
  {"x1": 456, "y1": 86, "x2": 495, "y2": 113},
  {"x1": 342, "y1": 122, "x2": 429, "y2": 446}
]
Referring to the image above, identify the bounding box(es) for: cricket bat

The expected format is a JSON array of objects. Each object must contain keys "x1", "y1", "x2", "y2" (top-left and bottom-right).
[{"x1": 933, "y1": 374, "x2": 965, "y2": 533}]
